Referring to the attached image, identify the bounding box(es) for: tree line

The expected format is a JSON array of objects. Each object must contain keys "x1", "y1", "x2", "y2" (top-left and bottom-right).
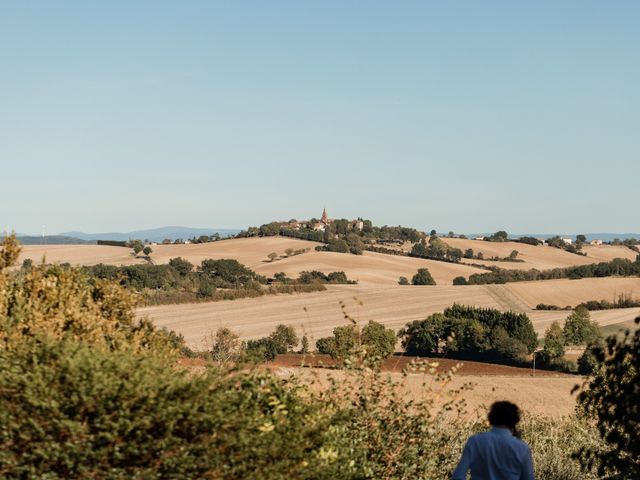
[
  {"x1": 455, "y1": 256, "x2": 640, "y2": 285},
  {"x1": 83, "y1": 258, "x2": 355, "y2": 305}
]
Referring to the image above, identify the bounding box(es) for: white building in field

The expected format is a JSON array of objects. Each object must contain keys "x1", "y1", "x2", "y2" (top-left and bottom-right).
[
  {"x1": 590, "y1": 239, "x2": 604, "y2": 246},
  {"x1": 561, "y1": 238, "x2": 573, "y2": 245}
]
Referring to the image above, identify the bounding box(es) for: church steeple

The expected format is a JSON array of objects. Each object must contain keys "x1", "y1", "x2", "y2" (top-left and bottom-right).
[{"x1": 321, "y1": 208, "x2": 328, "y2": 224}]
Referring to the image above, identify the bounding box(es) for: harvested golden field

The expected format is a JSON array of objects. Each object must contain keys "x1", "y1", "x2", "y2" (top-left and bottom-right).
[
  {"x1": 150, "y1": 237, "x2": 486, "y2": 286},
  {"x1": 149, "y1": 236, "x2": 321, "y2": 269},
  {"x1": 278, "y1": 368, "x2": 579, "y2": 418},
  {"x1": 580, "y1": 244, "x2": 638, "y2": 262},
  {"x1": 529, "y1": 308, "x2": 640, "y2": 336},
  {"x1": 254, "y1": 250, "x2": 485, "y2": 285},
  {"x1": 18, "y1": 244, "x2": 143, "y2": 267},
  {"x1": 142, "y1": 281, "x2": 640, "y2": 347},
  {"x1": 17, "y1": 237, "x2": 484, "y2": 285},
  {"x1": 140, "y1": 284, "x2": 502, "y2": 348},
  {"x1": 432, "y1": 375, "x2": 578, "y2": 418},
  {"x1": 442, "y1": 237, "x2": 621, "y2": 271},
  {"x1": 506, "y1": 277, "x2": 640, "y2": 308}
]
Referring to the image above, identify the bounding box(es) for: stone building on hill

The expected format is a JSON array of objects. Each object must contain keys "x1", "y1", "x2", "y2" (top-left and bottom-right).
[{"x1": 313, "y1": 208, "x2": 332, "y2": 232}]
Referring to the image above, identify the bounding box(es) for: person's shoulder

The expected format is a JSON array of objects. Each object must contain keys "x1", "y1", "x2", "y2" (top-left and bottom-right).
[
  {"x1": 510, "y1": 436, "x2": 532, "y2": 453},
  {"x1": 468, "y1": 431, "x2": 491, "y2": 443}
]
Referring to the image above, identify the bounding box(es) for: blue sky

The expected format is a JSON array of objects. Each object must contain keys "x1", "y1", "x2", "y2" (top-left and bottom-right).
[{"x1": 1, "y1": 1, "x2": 638, "y2": 234}]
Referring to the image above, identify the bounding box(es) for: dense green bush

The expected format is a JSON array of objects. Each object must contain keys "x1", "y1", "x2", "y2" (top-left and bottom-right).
[
  {"x1": 246, "y1": 324, "x2": 299, "y2": 361},
  {"x1": 316, "y1": 321, "x2": 396, "y2": 363},
  {"x1": 411, "y1": 267, "x2": 436, "y2": 285},
  {"x1": 410, "y1": 237, "x2": 462, "y2": 263},
  {"x1": 486, "y1": 230, "x2": 509, "y2": 242},
  {"x1": 399, "y1": 305, "x2": 536, "y2": 362},
  {"x1": 563, "y1": 307, "x2": 601, "y2": 346},
  {"x1": 168, "y1": 256, "x2": 193, "y2": 275},
  {"x1": 539, "y1": 321, "x2": 566, "y2": 365},
  {"x1": 577, "y1": 340, "x2": 604, "y2": 375},
  {"x1": 516, "y1": 236, "x2": 542, "y2": 246},
  {"x1": 324, "y1": 238, "x2": 350, "y2": 253},
  {"x1": 297, "y1": 270, "x2": 356, "y2": 284},
  {"x1": 360, "y1": 321, "x2": 397, "y2": 360}
]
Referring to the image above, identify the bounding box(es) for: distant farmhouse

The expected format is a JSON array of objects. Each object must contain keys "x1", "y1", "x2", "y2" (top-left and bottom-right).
[{"x1": 590, "y1": 239, "x2": 604, "y2": 246}]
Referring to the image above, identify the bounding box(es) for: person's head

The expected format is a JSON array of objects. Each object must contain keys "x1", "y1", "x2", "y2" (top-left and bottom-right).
[{"x1": 488, "y1": 401, "x2": 520, "y2": 431}]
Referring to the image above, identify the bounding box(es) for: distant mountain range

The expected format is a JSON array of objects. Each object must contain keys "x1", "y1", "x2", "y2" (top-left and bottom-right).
[
  {"x1": 2, "y1": 227, "x2": 240, "y2": 245},
  {"x1": 59, "y1": 226, "x2": 241, "y2": 243},
  {"x1": 10, "y1": 235, "x2": 95, "y2": 245},
  {"x1": 468, "y1": 233, "x2": 640, "y2": 242}
]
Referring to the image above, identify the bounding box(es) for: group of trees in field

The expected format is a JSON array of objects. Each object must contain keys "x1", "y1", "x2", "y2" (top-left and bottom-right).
[
  {"x1": 398, "y1": 305, "x2": 538, "y2": 363},
  {"x1": 398, "y1": 267, "x2": 437, "y2": 286},
  {"x1": 207, "y1": 320, "x2": 397, "y2": 366},
  {"x1": 454, "y1": 256, "x2": 640, "y2": 285},
  {"x1": 461, "y1": 247, "x2": 522, "y2": 262},
  {"x1": 539, "y1": 307, "x2": 603, "y2": 372},
  {"x1": 266, "y1": 247, "x2": 310, "y2": 262},
  {"x1": 546, "y1": 235, "x2": 586, "y2": 255},
  {"x1": 410, "y1": 236, "x2": 463, "y2": 262},
  {"x1": 130, "y1": 239, "x2": 152, "y2": 258},
  {"x1": 245, "y1": 324, "x2": 300, "y2": 361},
  {"x1": 315, "y1": 234, "x2": 365, "y2": 255},
  {"x1": 295, "y1": 270, "x2": 356, "y2": 284},
  {"x1": 316, "y1": 321, "x2": 396, "y2": 364},
  {"x1": 485, "y1": 230, "x2": 510, "y2": 242},
  {"x1": 84, "y1": 259, "x2": 355, "y2": 305}
]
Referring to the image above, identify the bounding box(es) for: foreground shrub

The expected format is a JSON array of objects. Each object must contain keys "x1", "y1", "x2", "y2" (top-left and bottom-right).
[
  {"x1": 0, "y1": 337, "x2": 342, "y2": 479},
  {"x1": 577, "y1": 317, "x2": 640, "y2": 478},
  {"x1": 519, "y1": 416, "x2": 601, "y2": 480}
]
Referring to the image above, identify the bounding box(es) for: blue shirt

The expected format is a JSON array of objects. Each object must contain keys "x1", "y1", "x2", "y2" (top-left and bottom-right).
[{"x1": 452, "y1": 427, "x2": 535, "y2": 480}]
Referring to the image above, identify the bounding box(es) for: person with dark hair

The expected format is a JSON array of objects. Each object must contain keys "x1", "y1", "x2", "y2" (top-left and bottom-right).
[{"x1": 452, "y1": 401, "x2": 534, "y2": 479}]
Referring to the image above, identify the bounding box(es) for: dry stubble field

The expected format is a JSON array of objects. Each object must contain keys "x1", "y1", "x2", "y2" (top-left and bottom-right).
[
  {"x1": 442, "y1": 237, "x2": 637, "y2": 270},
  {"x1": 141, "y1": 282, "x2": 640, "y2": 348}
]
